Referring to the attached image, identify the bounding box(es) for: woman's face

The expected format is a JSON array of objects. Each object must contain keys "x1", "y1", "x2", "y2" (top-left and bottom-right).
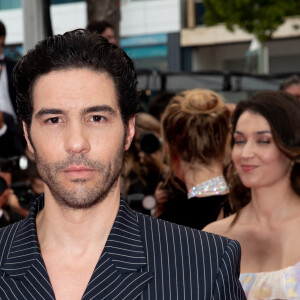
[{"x1": 232, "y1": 111, "x2": 292, "y2": 189}]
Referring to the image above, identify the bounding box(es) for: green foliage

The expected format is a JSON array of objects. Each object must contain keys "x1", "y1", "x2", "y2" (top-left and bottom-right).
[{"x1": 203, "y1": 0, "x2": 300, "y2": 41}]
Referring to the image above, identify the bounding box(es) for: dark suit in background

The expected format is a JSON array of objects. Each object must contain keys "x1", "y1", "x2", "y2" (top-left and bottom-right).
[
  {"x1": 3, "y1": 57, "x2": 17, "y2": 114},
  {"x1": 0, "y1": 112, "x2": 25, "y2": 158},
  {"x1": 0, "y1": 195, "x2": 246, "y2": 299}
]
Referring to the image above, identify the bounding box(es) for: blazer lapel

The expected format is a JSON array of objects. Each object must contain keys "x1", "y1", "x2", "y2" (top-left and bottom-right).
[
  {"x1": 82, "y1": 198, "x2": 153, "y2": 300},
  {"x1": 0, "y1": 196, "x2": 56, "y2": 299},
  {"x1": 0, "y1": 196, "x2": 152, "y2": 300}
]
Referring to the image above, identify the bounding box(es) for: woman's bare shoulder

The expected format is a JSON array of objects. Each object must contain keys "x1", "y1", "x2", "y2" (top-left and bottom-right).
[{"x1": 203, "y1": 214, "x2": 236, "y2": 238}]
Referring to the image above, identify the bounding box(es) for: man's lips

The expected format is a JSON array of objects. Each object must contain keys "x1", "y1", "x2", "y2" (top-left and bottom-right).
[
  {"x1": 241, "y1": 165, "x2": 257, "y2": 172},
  {"x1": 63, "y1": 166, "x2": 95, "y2": 179}
]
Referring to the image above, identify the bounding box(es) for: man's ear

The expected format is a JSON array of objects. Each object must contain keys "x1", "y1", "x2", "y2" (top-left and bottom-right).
[
  {"x1": 124, "y1": 116, "x2": 135, "y2": 151},
  {"x1": 22, "y1": 121, "x2": 35, "y2": 154}
]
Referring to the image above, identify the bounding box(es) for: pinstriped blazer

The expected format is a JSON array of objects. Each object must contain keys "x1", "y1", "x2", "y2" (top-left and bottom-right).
[{"x1": 0, "y1": 195, "x2": 246, "y2": 299}]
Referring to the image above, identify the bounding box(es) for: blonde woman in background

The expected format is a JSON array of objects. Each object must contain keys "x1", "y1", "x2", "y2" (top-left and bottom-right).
[{"x1": 157, "y1": 89, "x2": 232, "y2": 229}]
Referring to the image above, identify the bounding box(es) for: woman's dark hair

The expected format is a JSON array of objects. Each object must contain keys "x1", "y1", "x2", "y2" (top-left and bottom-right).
[
  {"x1": 13, "y1": 29, "x2": 139, "y2": 130},
  {"x1": 229, "y1": 91, "x2": 300, "y2": 218}
]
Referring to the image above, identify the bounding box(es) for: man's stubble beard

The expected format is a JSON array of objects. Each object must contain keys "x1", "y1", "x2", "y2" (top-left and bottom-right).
[{"x1": 34, "y1": 147, "x2": 125, "y2": 210}]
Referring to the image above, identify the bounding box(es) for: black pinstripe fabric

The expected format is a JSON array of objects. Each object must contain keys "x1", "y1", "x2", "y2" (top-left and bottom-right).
[{"x1": 0, "y1": 195, "x2": 246, "y2": 299}]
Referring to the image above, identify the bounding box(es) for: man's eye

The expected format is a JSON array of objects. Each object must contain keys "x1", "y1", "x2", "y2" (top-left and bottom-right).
[
  {"x1": 46, "y1": 117, "x2": 61, "y2": 124},
  {"x1": 90, "y1": 115, "x2": 104, "y2": 122}
]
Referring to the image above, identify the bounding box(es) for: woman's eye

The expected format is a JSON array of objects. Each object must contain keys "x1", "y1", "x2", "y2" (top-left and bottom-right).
[
  {"x1": 234, "y1": 139, "x2": 245, "y2": 145},
  {"x1": 258, "y1": 140, "x2": 271, "y2": 144}
]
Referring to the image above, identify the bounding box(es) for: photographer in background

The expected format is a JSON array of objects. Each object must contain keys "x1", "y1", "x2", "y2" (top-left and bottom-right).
[
  {"x1": 122, "y1": 113, "x2": 165, "y2": 214},
  {"x1": 0, "y1": 168, "x2": 29, "y2": 226},
  {"x1": 0, "y1": 156, "x2": 43, "y2": 227},
  {"x1": 0, "y1": 111, "x2": 25, "y2": 158},
  {"x1": 0, "y1": 170, "x2": 12, "y2": 226}
]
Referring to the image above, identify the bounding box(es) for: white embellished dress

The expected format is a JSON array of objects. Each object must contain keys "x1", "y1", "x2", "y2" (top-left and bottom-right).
[{"x1": 240, "y1": 261, "x2": 300, "y2": 299}]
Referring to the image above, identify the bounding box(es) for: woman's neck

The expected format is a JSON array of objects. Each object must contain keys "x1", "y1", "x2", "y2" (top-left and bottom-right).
[
  {"x1": 245, "y1": 179, "x2": 300, "y2": 224},
  {"x1": 181, "y1": 160, "x2": 224, "y2": 191}
]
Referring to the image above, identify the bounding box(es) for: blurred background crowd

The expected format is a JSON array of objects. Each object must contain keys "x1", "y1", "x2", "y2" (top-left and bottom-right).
[{"x1": 0, "y1": 1, "x2": 300, "y2": 298}]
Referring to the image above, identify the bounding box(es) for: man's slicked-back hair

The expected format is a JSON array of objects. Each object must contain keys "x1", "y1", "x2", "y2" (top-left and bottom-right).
[{"x1": 13, "y1": 29, "x2": 139, "y2": 129}]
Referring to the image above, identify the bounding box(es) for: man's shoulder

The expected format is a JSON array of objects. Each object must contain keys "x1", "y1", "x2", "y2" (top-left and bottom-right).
[
  {"x1": 0, "y1": 220, "x2": 22, "y2": 239},
  {"x1": 133, "y1": 211, "x2": 245, "y2": 298},
  {"x1": 0, "y1": 220, "x2": 24, "y2": 266},
  {"x1": 136, "y1": 211, "x2": 241, "y2": 258}
]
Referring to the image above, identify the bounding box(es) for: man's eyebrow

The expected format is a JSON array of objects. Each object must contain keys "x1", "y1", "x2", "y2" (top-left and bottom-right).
[
  {"x1": 82, "y1": 105, "x2": 117, "y2": 115},
  {"x1": 35, "y1": 109, "x2": 65, "y2": 119}
]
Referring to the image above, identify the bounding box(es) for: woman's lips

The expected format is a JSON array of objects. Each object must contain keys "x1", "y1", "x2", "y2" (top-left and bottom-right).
[{"x1": 241, "y1": 165, "x2": 257, "y2": 172}]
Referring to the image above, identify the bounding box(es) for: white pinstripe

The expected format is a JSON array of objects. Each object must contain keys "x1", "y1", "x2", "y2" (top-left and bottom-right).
[{"x1": 0, "y1": 195, "x2": 245, "y2": 299}]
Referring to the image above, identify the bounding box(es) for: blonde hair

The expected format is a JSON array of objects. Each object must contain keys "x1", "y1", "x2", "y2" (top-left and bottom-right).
[{"x1": 161, "y1": 89, "x2": 230, "y2": 167}]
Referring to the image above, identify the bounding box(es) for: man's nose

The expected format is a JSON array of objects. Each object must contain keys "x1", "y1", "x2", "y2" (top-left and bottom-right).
[{"x1": 64, "y1": 123, "x2": 90, "y2": 155}]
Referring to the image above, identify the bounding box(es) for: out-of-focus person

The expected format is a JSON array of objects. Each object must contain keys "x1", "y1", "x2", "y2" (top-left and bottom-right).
[
  {"x1": 0, "y1": 20, "x2": 17, "y2": 119},
  {"x1": 279, "y1": 75, "x2": 300, "y2": 101},
  {"x1": 86, "y1": 20, "x2": 117, "y2": 45},
  {"x1": 159, "y1": 89, "x2": 232, "y2": 229},
  {"x1": 0, "y1": 168, "x2": 29, "y2": 227},
  {"x1": 0, "y1": 111, "x2": 25, "y2": 158},
  {"x1": 122, "y1": 112, "x2": 164, "y2": 213},
  {"x1": 0, "y1": 170, "x2": 12, "y2": 227},
  {"x1": 0, "y1": 21, "x2": 26, "y2": 158},
  {"x1": 147, "y1": 91, "x2": 175, "y2": 121},
  {"x1": 204, "y1": 91, "x2": 300, "y2": 299}
]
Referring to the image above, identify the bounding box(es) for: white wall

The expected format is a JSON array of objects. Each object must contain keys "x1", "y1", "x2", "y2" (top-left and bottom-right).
[
  {"x1": 0, "y1": 9, "x2": 23, "y2": 44},
  {"x1": 120, "y1": 0, "x2": 181, "y2": 36},
  {"x1": 0, "y1": 0, "x2": 181, "y2": 45},
  {"x1": 50, "y1": 2, "x2": 87, "y2": 35}
]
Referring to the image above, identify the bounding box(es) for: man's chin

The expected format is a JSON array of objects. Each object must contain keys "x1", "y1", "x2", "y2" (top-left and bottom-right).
[{"x1": 54, "y1": 193, "x2": 103, "y2": 210}]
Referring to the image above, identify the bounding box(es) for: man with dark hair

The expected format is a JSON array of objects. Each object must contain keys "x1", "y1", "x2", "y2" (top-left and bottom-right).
[
  {"x1": 279, "y1": 75, "x2": 300, "y2": 101},
  {"x1": 0, "y1": 30, "x2": 245, "y2": 299},
  {"x1": 0, "y1": 20, "x2": 25, "y2": 158},
  {"x1": 0, "y1": 20, "x2": 17, "y2": 118},
  {"x1": 87, "y1": 20, "x2": 117, "y2": 45}
]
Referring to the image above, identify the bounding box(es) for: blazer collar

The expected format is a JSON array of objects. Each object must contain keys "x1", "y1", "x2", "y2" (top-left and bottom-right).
[
  {"x1": 2, "y1": 194, "x2": 149, "y2": 276},
  {"x1": 1, "y1": 194, "x2": 45, "y2": 278},
  {"x1": 103, "y1": 196, "x2": 148, "y2": 273}
]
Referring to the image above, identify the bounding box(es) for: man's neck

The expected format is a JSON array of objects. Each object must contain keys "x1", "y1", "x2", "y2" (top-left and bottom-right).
[{"x1": 36, "y1": 187, "x2": 120, "y2": 254}]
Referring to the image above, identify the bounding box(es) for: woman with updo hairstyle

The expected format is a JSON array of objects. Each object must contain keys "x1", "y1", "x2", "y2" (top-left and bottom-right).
[
  {"x1": 204, "y1": 91, "x2": 300, "y2": 299},
  {"x1": 159, "y1": 89, "x2": 232, "y2": 229}
]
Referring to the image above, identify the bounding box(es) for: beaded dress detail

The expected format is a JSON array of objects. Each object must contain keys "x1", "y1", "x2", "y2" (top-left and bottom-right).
[{"x1": 188, "y1": 176, "x2": 229, "y2": 199}]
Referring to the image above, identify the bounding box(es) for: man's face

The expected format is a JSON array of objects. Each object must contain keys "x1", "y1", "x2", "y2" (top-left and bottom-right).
[
  {"x1": 24, "y1": 68, "x2": 135, "y2": 210},
  {"x1": 101, "y1": 27, "x2": 117, "y2": 45},
  {"x1": 285, "y1": 84, "x2": 300, "y2": 101},
  {"x1": 0, "y1": 35, "x2": 4, "y2": 53}
]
